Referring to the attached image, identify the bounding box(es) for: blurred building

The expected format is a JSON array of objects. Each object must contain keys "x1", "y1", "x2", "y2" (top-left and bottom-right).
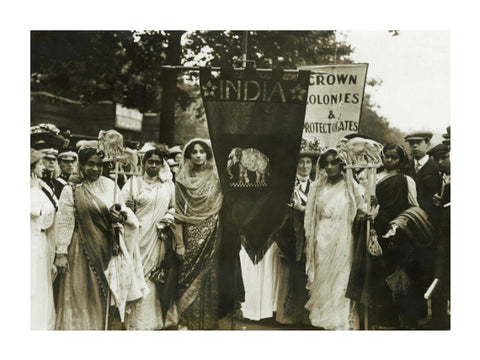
[{"x1": 31, "y1": 91, "x2": 161, "y2": 148}]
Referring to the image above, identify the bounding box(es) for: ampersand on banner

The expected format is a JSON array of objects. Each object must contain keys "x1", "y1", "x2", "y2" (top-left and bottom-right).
[{"x1": 328, "y1": 110, "x2": 335, "y2": 119}]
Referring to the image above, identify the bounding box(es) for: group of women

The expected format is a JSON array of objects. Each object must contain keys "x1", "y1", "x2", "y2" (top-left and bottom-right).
[
  {"x1": 266, "y1": 142, "x2": 434, "y2": 330},
  {"x1": 31, "y1": 138, "x2": 222, "y2": 330},
  {"x1": 31, "y1": 136, "x2": 434, "y2": 330}
]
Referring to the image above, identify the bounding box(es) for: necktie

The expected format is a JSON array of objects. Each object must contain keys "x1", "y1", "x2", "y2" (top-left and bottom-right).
[{"x1": 415, "y1": 160, "x2": 420, "y2": 173}]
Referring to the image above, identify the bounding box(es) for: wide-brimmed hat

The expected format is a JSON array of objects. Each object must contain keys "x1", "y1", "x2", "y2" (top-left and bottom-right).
[
  {"x1": 404, "y1": 131, "x2": 433, "y2": 142},
  {"x1": 30, "y1": 148, "x2": 45, "y2": 165}
]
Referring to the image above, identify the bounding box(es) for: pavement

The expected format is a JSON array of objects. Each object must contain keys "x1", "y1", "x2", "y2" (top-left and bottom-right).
[{"x1": 110, "y1": 311, "x2": 321, "y2": 330}]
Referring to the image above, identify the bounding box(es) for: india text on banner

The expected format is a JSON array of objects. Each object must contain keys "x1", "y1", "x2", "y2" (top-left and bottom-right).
[{"x1": 200, "y1": 67, "x2": 311, "y2": 262}]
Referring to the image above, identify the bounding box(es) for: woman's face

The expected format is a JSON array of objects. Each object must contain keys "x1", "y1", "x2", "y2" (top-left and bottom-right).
[
  {"x1": 297, "y1": 156, "x2": 313, "y2": 177},
  {"x1": 82, "y1": 154, "x2": 103, "y2": 182},
  {"x1": 324, "y1": 154, "x2": 342, "y2": 179},
  {"x1": 190, "y1": 144, "x2": 207, "y2": 166},
  {"x1": 382, "y1": 149, "x2": 401, "y2": 171},
  {"x1": 32, "y1": 160, "x2": 45, "y2": 178},
  {"x1": 144, "y1": 154, "x2": 162, "y2": 177}
]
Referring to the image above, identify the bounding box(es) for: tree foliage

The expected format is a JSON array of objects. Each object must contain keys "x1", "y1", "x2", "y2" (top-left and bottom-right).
[{"x1": 31, "y1": 30, "x2": 403, "y2": 145}]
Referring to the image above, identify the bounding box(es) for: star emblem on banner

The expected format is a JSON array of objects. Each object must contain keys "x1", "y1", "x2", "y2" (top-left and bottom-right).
[
  {"x1": 201, "y1": 80, "x2": 217, "y2": 98},
  {"x1": 290, "y1": 84, "x2": 307, "y2": 101}
]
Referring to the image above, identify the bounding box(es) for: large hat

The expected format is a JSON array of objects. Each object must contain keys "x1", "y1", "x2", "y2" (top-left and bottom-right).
[
  {"x1": 404, "y1": 131, "x2": 433, "y2": 142},
  {"x1": 427, "y1": 143, "x2": 449, "y2": 157},
  {"x1": 39, "y1": 147, "x2": 58, "y2": 160},
  {"x1": 31, "y1": 123, "x2": 66, "y2": 150},
  {"x1": 30, "y1": 148, "x2": 45, "y2": 165},
  {"x1": 58, "y1": 151, "x2": 78, "y2": 161}
]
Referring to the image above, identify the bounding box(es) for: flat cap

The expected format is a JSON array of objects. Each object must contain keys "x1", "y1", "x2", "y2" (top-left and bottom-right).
[
  {"x1": 404, "y1": 131, "x2": 433, "y2": 142},
  {"x1": 427, "y1": 143, "x2": 449, "y2": 157}
]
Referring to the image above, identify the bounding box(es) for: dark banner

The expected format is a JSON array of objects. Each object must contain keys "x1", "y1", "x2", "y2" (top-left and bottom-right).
[{"x1": 200, "y1": 67, "x2": 310, "y2": 263}]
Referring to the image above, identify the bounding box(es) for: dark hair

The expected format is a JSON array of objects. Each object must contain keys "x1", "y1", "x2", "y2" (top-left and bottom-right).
[
  {"x1": 184, "y1": 140, "x2": 213, "y2": 161},
  {"x1": 142, "y1": 148, "x2": 168, "y2": 166},
  {"x1": 78, "y1": 148, "x2": 105, "y2": 166},
  {"x1": 381, "y1": 143, "x2": 409, "y2": 170},
  {"x1": 318, "y1": 149, "x2": 344, "y2": 170}
]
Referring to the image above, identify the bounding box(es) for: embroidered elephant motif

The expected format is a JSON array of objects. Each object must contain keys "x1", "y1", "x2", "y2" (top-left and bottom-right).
[{"x1": 227, "y1": 147, "x2": 269, "y2": 185}]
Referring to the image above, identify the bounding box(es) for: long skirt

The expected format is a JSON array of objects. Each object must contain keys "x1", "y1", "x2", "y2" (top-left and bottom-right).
[{"x1": 55, "y1": 231, "x2": 107, "y2": 330}]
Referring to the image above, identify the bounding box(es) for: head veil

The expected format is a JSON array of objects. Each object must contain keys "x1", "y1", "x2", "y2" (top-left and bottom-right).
[
  {"x1": 303, "y1": 147, "x2": 363, "y2": 286},
  {"x1": 174, "y1": 138, "x2": 223, "y2": 225}
]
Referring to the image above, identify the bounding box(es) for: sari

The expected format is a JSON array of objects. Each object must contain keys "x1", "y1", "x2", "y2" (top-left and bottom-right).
[
  {"x1": 304, "y1": 170, "x2": 366, "y2": 330},
  {"x1": 175, "y1": 139, "x2": 223, "y2": 330},
  {"x1": 122, "y1": 170, "x2": 177, "y2": 330},
  {"x1": 54, "y1": 176, "x2": 144, "y2": 330}
]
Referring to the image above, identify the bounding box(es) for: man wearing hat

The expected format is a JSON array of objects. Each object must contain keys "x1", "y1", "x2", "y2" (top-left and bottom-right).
[
  {"x1": 53, "y1": 151, "x2": 78, "y2": 199},
  {"x1": 404, "y1": 131, "x2": 442, "y2": 220},
  {"x1": 426, "y1": 134, "x2": 451, "y2": 330}
]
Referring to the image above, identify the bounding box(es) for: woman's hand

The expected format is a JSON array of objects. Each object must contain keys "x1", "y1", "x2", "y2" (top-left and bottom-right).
[
  {"x1": 55, "y1": 254, "x2": 69, "y2": 274},
  {"x1": 125, "y1": 199, "x2": 136, "y2": 211},
  {"x1": 176, "y1": 245, "x2": 185, "y2": 261},
  {"x1": 109, "y1": 204, "x2": 125, "y2": 223}
]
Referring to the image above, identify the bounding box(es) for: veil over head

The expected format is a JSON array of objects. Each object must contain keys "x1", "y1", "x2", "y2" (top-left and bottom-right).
[{"x1": 174, "y1": 138, "x2": 223, "y2": 225}]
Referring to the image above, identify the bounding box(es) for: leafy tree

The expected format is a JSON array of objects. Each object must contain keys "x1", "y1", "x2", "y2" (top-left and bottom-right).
[{"x1": 31, "y1": 30, "x2": 403, "y2": 145}]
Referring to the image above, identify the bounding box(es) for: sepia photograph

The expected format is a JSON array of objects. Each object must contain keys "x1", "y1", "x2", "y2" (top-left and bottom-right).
[{"x1": 3, "y1": 1, "x2": 478, "y2": 359}]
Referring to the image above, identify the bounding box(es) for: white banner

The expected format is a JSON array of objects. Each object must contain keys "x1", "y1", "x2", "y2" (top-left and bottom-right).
[
  {"x1": 115, "y1": 103, "x2": 143, "y2": 132},
  {"x1": 299, "y1": 64, "x2": 368, "y2": 150}
]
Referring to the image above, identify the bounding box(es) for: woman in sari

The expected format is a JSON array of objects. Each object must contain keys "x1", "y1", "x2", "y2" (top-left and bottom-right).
[
  {"x1": 304, "y1": 149, "x2": 366, "y2": 330},
  {"x1": 174, "y1": 138, "x2": 223, "y2": 330},
  {"x1": 122, "y1": 148, "x2": 177, "y2": 330},
  {"x1": 54, "y1": 146, "x2": 144, "y2": 330},
  {"x1": 369, "y1": 143, "x2": 433, "y2": 329},
  {"x1": 30, "y1": 149, "x2": 56, "y2": 330}
]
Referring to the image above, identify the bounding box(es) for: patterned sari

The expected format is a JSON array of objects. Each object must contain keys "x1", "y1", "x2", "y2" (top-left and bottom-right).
[{"x1": 175, "y1": 138, "x2": 223, "y2": 330}]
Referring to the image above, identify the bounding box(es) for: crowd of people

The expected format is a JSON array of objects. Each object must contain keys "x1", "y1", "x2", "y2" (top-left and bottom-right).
[{"x1": 30, "y1": 125, "x2": 451, "y2": 331}]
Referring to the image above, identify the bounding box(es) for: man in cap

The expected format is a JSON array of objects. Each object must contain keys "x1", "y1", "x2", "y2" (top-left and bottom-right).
[
  {"x1": 37, "y1": 147, "x2": 60, "y2": 196},
  {"x1": 53, "y1": 151, "x2": 77, "y2": 199},
  {"x1": 404, "y1": 131, "x2": 442, "y2": 220},
  {"x1": 425, "y1": 133, "x2": 451, "y2": 330}
]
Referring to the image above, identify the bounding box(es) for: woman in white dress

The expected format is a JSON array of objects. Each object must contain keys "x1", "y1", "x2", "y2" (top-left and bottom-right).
[
  {"x1": 30, "y1": 149, "x2": 56, "y2": 330},
  {"x1": 304, "y1": 149, "x2": 366, "y2": 330},
  {"x1": 122, "y1": 148, "x2": 177, "y2": 330}
]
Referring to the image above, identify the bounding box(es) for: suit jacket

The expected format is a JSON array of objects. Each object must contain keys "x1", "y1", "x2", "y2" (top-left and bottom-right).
[{"x1": 406, "y1": 157, "x2": 442, "y2": 221}]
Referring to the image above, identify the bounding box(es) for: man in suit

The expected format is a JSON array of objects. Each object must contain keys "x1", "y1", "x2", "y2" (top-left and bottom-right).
[
  {"x1": 404, "y1": 131, "x2": 442, "y2": 222},
  {"x1": 425, "y1": 130, "x2": 451, "y2": 330}
]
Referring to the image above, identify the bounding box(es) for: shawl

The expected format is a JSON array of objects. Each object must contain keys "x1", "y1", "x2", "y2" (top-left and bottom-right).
[
  {"x1": 175, "y1": 138, "x2": 223, "y2": 225},
  {"x1": 389, "y1": 206, "x2": 435, "y2": 248}
]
